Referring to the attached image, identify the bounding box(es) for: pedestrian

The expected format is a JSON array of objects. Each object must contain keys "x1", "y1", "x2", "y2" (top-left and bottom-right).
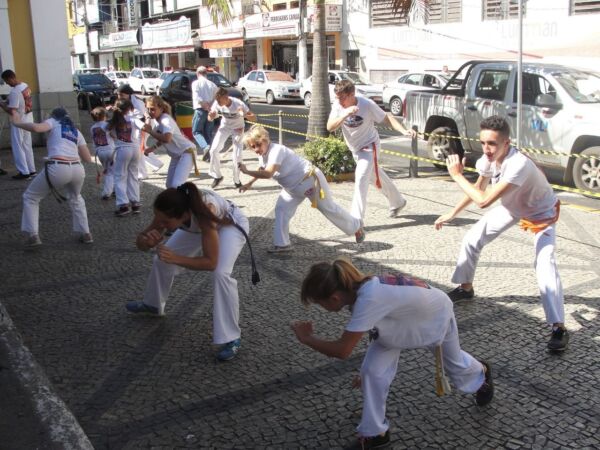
[
  {"x1": 434, "y1": 115, "x2": 569, "y2": 352},
  {"x1": 90, "y1": 107, "x2": 115, "y2": 200},
  {"x1": 207, "y1": 87, "x2": 256, "y2": 189},
  {"x1": 191, "y1": 66, "x2": 218, "y2": 161},
  {"x1": 238, "y1": 124, "x2": 365, "y2": 253},
  {"x1": 108, "y1": 99, "x2": 144, "y2": 217},
  {"x1": 126, "y1": 181, "x2": 250, "y2": 361},
  {"x1": 291, "y1": 257, "x2": 494, "y2": 450},
  {"x1": 327, "y1": 79, "x2": 415, "y2": 222},
  {"x1": 142, "y1": 95, "x2": 199, "y2": 188},
  {"x1": 9, "y1": 107, "x2": 93, "y2": 246},
  {"x1": 0, "y1": 69, "x2": 36, "y2": 179}
]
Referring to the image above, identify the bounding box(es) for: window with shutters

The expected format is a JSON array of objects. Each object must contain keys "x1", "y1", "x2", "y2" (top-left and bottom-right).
[
  {"x1": 571, "y1": 0, "x2": 600, "y2": 15},
  {"x1": 483, "y1": 0, "x2": 525, "y2": 20},
  {"x1": 429, "y1": 0, "x2": 462, "y2": 23},
  {"x1": 370, "y1": 0, "x2": 408, "y2": 27}
]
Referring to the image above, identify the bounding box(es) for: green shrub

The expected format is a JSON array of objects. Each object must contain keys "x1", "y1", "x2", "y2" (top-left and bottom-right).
[{"x1": 301, "y1": 137, "x2": 355, "y2": 177}]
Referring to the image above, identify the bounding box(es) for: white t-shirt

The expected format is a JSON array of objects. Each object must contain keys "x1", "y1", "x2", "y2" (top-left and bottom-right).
[
  {"x1": 259, "y1": 143, "x2": 311, "y2": 189},
  {"x1": 131, "y1": 95, "x2": 146, "y2": 119},
  {"x1": 154, "y1": 113, "x2": 195, "y2": 157},
  {"x1": 329, "y1": 95, "x2": 386, "y2": 154},
  {"x1": 8, "y1": 83, "x2": 26, "y2": 116},
  {"x1": 181, "y1": 189, "x2": 230, "y2": 232},
  {"x1": 90, "y1": 121, "x2": 114, "y2": 154},
  {"x1": 192, "y1": 76, "x2": 218, "y2": 109},
  {"x1": 44, "y1": 118, "x2": 86, "y2": 160},
  {"x1": 210, "y1": 97, "x2": 248, "y2": 130},
  {"x1": 111, "y1": 116, "x2": 145, "y2": 152},
  {"x1": 345, "y1": 276, "x2": 453, "y2": 350},
  {"x1": 476, "y1": 147, "x2": 557, "y2": 220}
]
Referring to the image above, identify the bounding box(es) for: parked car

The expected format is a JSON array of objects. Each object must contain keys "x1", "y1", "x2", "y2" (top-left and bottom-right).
[
  {"x1": 72, "y1": 73, "x2": 116, "y2": 110},
  {"x1": 237, "y1": 70, "x2": 301, "y2": 104},
  {"x1": 383, "y1": 72, "x2": 451, "y2": 116},
  {"x1": 74, "y1": 68, "x2": 105, "y2": 75},
  {"x1": 105, "y1": 71, "x2": 131, "y2": 89},
  {"x1": 128, "y1": 67, "x2": 162, "y2": 95},
  {"x1": 300, "y1": 70, "x2": 384, "y2": 108},
  {"x1": 155, "y1": 71, "x2": 172, "y2": 96}
]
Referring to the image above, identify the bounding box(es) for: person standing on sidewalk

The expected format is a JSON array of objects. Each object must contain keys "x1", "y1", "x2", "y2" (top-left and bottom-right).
[
  {"x1": 0, "y1": 70, "x2": 36, "y2": 179},
  {"x1": 90, "y1": 107, "x2": 115, "y2": 200},
  {"x1": 9, "y1": 107, "x2": 93, "y2": 246},
  {"x1": 238, "y1": 125, "x2": 365, "y2": 253},
  {"x1": 126, "y1": 182, "x2": 249, "y2": 361},
  {"x1": 434, "y1": 115, "x2": 568, "y2": 352},
  {"x1": 191, "y1": 66, "x2": 217, "y2": 161},
  {"x1": 327, "y1": 80, "x2": 414, "y2": 222},
  {"x1": 291, "y1": 258, "x2": 493, "y2": 450}
]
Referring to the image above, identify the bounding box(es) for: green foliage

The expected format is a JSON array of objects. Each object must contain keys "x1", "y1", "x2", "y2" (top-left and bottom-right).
[{"x1": 301, "y1": 137, "x2": 355, "y2": 177}]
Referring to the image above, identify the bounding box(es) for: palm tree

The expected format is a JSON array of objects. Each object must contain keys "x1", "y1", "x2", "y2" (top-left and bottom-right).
[{"x1": 203, "y1": 0, "x2": 234, "y2": 27}]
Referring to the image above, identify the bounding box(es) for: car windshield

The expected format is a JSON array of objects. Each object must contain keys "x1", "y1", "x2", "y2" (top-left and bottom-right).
[
  {"x1": 266, "y1": 72, "x2": 294, "y2": 82},
  {"x1": 142, "y1": 70, "x2": 161, "y2": 78},
  {"x1": 115, "y1": 72, "x2": 129, "y2": 78},
  {"x1": 339, "y1": 72, "x2": 370, "y2": 85},
  {"x1": 80, "y1": 74, "x2": 110, "y2": 86},
  {"x1": 208, "y1": 73, "x2": 232, "y2": 87},
  {"x1": 552, "y1": 70, "x2": 600, "y2": 103}
]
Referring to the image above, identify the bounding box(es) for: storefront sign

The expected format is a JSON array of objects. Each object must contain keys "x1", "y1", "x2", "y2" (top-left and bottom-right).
[
  {"x1": 244, "y1": 9, "x2": 301, "y2": 39},
  {"x1": 307, "y1": 4, "x2": 343, "y2": 32},
  {"x1": 141, "y1": 17, "x2": 193, "y2": 50},
  {"x1": 100, "y1": 29, "x2": 139, "y2": 50},
  {"x1": 209, "y1": 48, "x2": 232, "y2": 58}
]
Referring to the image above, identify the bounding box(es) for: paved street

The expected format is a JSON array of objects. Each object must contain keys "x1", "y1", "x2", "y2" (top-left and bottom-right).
[{"x1": 0, "y1": 122, "x2": 599, "y2": 448}]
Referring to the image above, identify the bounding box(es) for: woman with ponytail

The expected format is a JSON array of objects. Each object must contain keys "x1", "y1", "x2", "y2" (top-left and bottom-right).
[{"x1": 126, "y1": 181, "x2": 249, "y2": 361}]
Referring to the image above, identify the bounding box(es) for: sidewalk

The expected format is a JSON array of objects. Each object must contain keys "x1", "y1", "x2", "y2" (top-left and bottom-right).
[{"x1": 0, "y1": 144, "x2": 599, "y2": 449}]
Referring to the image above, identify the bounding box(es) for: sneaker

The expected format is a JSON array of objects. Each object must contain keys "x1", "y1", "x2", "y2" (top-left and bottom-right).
[
  {"x1": 547, "y1": 327, "x2": 569, "y2": 352},
  {"x1": 29, "y1": 171, "x2": 37, "y2": 177},
  {"x1": 267, "y1": 245, "x2": 293, "y2": 254},
  {"x1": 12, "y1": 172, "x2": 31, "y2": 180},
  {"x1": 345, "y1": 430, "x2": 390, "y2": 450},
  {"x1": 216, "y1": 338, "x2": 241, "y2": 361},
  {"x1": 447, "y1": 286, "x2": 474, "y2": 303},
  {"x1": 101, "y1": 195, "x2": 111, "y2": 201},
  {"x1": 355, "y1": 227, "x2": 366, "y2": 243},
  {"x1": 211, "y1": 176, "x2": 223, "y2": 188},
  {"x1": 125, "y1": 301, "x2": 160, "y2": 316},
  {"x1": 0, "y1": 168, "x2": 7, "y2": 175},
  {"x1": 388, "y1": 198, "x2": 407, "y2": 218},
  {"x1": 131, "y1": 203, "x2": 141, "y2": 214},
  {"x1": 25, "y1": 234, "x2": 42, "y2": 247},
  {"x1": 475, "y1": 360, "x2": 494, "y2": 407},
  {"x1": 79, "y1": 233, "x2": 94, "y2": 244},
  {"x1": 202, "y1": 150, "x2": 211, "y2": 162},
  {"x1": 115, "y1": 205, "x2": 131, "y2": 217},
  {"x1": 234, "y1": 182, "x2": 242, "y2": 189}
]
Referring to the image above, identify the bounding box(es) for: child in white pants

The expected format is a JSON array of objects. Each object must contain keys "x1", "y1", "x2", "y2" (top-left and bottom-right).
[
  {"x1": 292, "y1": 258, "x2": 493, "y2": 449},
  {"x1": 9, "y1": 107, "x2": 93, "y2": 246},
  {"x1": 126, "y1": 182, "x2": 249, "y2": 361},
  {"x1": 90, "y1": 107, "x2": 115, "y2": 199},
  {"x1": 239, "y1": 125, "x2": 365, "y2": 253}
]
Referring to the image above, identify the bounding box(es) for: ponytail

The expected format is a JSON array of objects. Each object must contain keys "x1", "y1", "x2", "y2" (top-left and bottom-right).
[{"x1": 108, "y1": 99, "x2": 133, "y2": 131}]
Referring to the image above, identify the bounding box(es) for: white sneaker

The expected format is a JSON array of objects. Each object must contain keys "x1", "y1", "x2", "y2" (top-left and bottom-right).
[
  {"x1": 267, "y1": 245, "x2": 293, "y2": 254},
  {"x1": 79, "y1": 233, "x2": 94, "y2": 244},
  {"x1": 25, "y1": 234, "x2": 42, "y2": 247},
  {"x1": 389, "y1": 197, "x2": 407, "y2": 218}
]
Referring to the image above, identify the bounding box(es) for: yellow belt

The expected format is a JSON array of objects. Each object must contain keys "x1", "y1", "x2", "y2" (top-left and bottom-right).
[
  {"x1": 185, "y1": 148, "x2": 200, "y2": 176},
  {"x1": 302, "y1": 166, "x2": 325, "y2": 208}
]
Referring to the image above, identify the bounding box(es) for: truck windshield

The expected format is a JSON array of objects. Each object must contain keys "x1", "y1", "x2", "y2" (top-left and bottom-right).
[{"x1": 553, "y1": 70, "x2": 600, "y2": 103}]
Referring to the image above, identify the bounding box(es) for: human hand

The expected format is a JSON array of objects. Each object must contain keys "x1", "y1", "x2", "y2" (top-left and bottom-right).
[
  {"x1": 139, "y1": 229, "x2": 163, "y2": 248},
  {"x1": 344, "y1": 105, "x2": 359, "y2": 117},
  {"x1": 434, "y1": 213, "x2": 455, "y2": 230},
  {"x1": 239, "y1": 182, "x2": 253, "y2": 193},
  {"x1": 156, "y1": 244, "x2": 178, "y2": 264},
  {"x1": 446, "y1": 154, "x2": 465, "y2": 178},
  {"x1": 208, "y1": 111, "x2": 217, "y2": 120},
  {"x1": 351, "y1": 374, "x2": 362, "y2": 390},
  {"x1": 238, "y1": 163, "x2": 248, "y2": 174},
  {"x1": 405, "y1": 128, "x2": 418, "y2": 139},
  {"x1": 290, "y1": 320, "x2": 314, "y2": 344},
  {"x1": 142, "y1": 123, "x2": 153, "y2": 133}
]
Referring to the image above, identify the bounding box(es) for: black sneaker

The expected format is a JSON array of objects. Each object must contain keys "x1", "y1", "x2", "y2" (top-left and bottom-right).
[
  {"x1": 447, "y1": 286, "x2": 474, "y2": 303},
  {"x1": 12, "y1": 172, "x2": 31, "y2": 180},
  {"x1": 202, "y1": 151, "x2": 211, "y2": 162},
  {"x1": 345, "y1": 430, "x2": 390, "y2": 450},
  {"x1": 211, "y1": 176, "x2": 223, "y2": 188},
  {"x1": 547, "y1": 327, "x2": 569, "y2": 352},
  {"x1": 115, "y1": 205, "x2": 131, "y2": 217},
  {"x1": 29, "y1": 171, "x2": 37, "y2": 177},
  {"x1": 131, "y1": 203, "x2": 141, "y2": 214},
  {"x1": 234, "y1": 182, "x2": 242, "y2": 189},
  {"x1": 475, "y1": 360, "x2": 494, "y2": 407}
]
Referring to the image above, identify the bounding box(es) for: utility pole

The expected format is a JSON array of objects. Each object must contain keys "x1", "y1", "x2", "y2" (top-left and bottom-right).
[
  {"x1": 81, "y1": 0, "x2": 92, "y2": 68},
  {"x1": 297, "y1": 0, "x2": 307, "y2": 81}
]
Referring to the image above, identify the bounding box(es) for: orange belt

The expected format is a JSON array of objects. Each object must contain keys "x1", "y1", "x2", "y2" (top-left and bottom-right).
[
  {"x1": 370, "y1": 142, "x2": 382, "y2": 189},
  {"x1": 519, "y1": 200, "x2": 561, "y2": 234}
]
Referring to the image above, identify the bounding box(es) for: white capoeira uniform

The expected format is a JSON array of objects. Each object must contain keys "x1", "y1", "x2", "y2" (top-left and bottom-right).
[
  {"x1": 153, "y1": 113, "x2": 196, "y2": 188},
  {"x1": 90, "y1": 120, "x2": 115, "y2": 197},
  {"x1": 112, "y1": 116, "x2": 144, "y2": 208},
  {"x1": 260, "y1": 143, "x2": 362, "y2": 247},
  {"x1": 451, "y1": 148, "x2": 564, "y2": 324},
  {"x1": 207, "y1": 97, "x2": 249, "y2": 185},
  {"x1": 8, "y1": 82, "x2": 35, "y2": 175},
  {"x1": 345, "y1": 275, "x2": 485, "y2": 437},
  {"x1": 329, "y1": 95, "x2": 405, "y2": 220},
  {"x1": 142, "y1": 190, "x2": 248, "y2": 344},
  {"x1": 131, "y1": 95, "x2": 150, "y2": 180},
  {"x1": 22, "y1": 118, "x2": 90, "y2": 236}
]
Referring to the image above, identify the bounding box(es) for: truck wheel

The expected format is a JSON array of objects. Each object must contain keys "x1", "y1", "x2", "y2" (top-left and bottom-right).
[
  {"x1": 266, "y1": 90, "x2": 275, "y2": 104},
  {"x1": 141, "y1": 86, "x2": 147, "y2": 96},
  {"x1": 572, "y1": 146, "x2": 600, "y2": 196},
  {"x1": 241, "y1": 89, "x2": 250, "y2": 103},
  {"x1": 427, "y1": 126, "x2": 463, "y2": 170},
  {"x1": 389, "y1": 97, "x2": 403, "y2": 116},
  {"x1": 304, "y1": 92, "x2": 312, "y2": 108}
]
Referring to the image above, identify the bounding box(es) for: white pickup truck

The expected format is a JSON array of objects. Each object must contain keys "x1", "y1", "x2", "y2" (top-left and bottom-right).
[{"x1": 404, "y1": 60, "x2": 600, "y2": 194}]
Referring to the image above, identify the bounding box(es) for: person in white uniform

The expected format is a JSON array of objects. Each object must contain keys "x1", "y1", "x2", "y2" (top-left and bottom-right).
[
  {"x1": 142, "y1": 96, "x2": 198, "y2": 188},
  {"x1": 1, "y1": 70, "x2": 36, "y2": 179},
  {"x1": 126, "y1": 182, "x2": 249, "y2": 361},
  {"x1": 327, "y1": 80, "x2": 414, "y2": 222},
  {"x1": 238, "y1": 125, "x2": 365, "y2": 253},
  {"x1": 116, "y1": 84, "x2": 150, "y2": 180},
  {"x1": 90, "y1": 107, "x2": 115, "y2": 200},
  {"x1": 191, "y1": 66, "x2": 218, "y2": 160},
  {"x1": 9, "y1": 107, "x2": 93, "y2": 246},
  {"x1": 207, "y1": 87, "x2": 256, "y2": 189},
  {"x1": 291, "y1": 258, "x2": 493, "y2": 450},
  {"x1": 434, "y1": 115, "x2": 569, "y2": 352}
]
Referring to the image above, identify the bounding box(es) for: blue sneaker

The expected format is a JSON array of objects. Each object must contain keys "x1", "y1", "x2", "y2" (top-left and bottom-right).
[
  {"x1": 216, "y1": 338, "x2": 241, "y2": 361},
  {"x1": 126, "y1": 301, "x2": 160, "y2": 316}
]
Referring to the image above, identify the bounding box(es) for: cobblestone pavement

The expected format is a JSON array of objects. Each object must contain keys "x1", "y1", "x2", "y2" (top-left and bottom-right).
[{"x1": 0, "y1": 141, "x2": 599, "y2": 449}]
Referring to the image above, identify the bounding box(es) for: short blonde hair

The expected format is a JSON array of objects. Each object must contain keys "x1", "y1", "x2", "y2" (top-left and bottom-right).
[{"x1": 243, "y1": 124, "x2": 271, "y2": 148}]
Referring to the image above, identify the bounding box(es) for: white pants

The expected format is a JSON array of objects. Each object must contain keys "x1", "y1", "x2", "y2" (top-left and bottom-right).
[
  {"x1": 21, "y1": 162, "x2": 90, "y2": 235},
  {"x1": 10, "y1": 115, "x2": 35, "y2": 175},
  {"x1": 451, "y1": 205, "x2": 564, "y2": 324},
  {"x1": 358, "y1": 316, "x2": 484, "y2": 437},
  {"x1": 113, "y1": 146, "x2": 140, "y2": 206},
  {"x1": 352, "y1": 146, "x2": 405, "y2": 220},
  {"x1": 142, "y1": 207, "x2": 248, "y2": 344},
  {"x1": 165, "y1": 151, "x2": 194, "y2": 189},
  {"x1": 208, "y1": 127, "x2": 244, "y2": 184},
  {"x1": 273, "y1": 169, "x2": 362, "y2": 247},
  {"x1": 96, "y1": 148, "x2": 115, "y2": 197}
]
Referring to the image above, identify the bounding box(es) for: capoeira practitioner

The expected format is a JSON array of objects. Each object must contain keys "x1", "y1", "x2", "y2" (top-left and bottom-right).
[
  {"x1": 207, "y1": 87, "x2": 256, "y2": 189},
  {"x1": 126, "y1": 182, "x2": 254, "y2": 361},
  {"x1": 291, "y1": 258, "x2": 493, "y2": 450},
  {"x1": 142, "y1": 96, "x2": 199, "y2": 188},
  {"x1": 435, "y1": 115, "x2": 568, "y2": 352},
  {"x1": 327, "y1": 79, "x2": 414, "y2": 222},
  {"x1": 90, "y1": 107, "x2": 115, "y2": 200},
  {"x1": 9, "y1": 107, "x2": 93, "y2": 246},
  {"x1": 238, "y1": 125, "x2": 365, "y2": 253}
]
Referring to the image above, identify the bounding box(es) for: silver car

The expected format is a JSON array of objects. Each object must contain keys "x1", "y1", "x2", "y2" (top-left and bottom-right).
[
  {"x1": 383, "y1": 72, "x2": 451, "y2": 116},
  {"x1": 300, "y1": 71, "x2": 384, "y2": 108},
  {"x1": 237, "y1": 70, "x2": 301, "y2": 104}
]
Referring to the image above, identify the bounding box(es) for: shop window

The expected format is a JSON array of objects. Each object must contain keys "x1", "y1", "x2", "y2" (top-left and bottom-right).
[
  {"x1": 483, "y1": 0, "x2": 525, "y2": 20},
  {"x1": 370, "y1": 0, "x2": 409, "y2": 27},
  {"x1": 272, "y1": 3, "x2": 287, "y2": 11},
  {"x1": 290, "y1": 1, "x2": 299, "y2": 7},
  {"x1": 570, "y1": 0, "x2": 600, "y2": 15}
]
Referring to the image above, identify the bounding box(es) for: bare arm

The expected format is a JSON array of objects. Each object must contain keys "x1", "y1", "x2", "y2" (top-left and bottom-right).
[
  {"x1": 291, "y1": 321, "x2": 365, "y2": 360},
  {"x1": 78, "y1": 144, "x2": 92, "y2": 163},
  {"x1": 135, "y1": 218, "x2": 167, "y2": 251},
  {"x1": 155, "y1": 223, "x2": 220, "y2": 271},
  {"x1": 10, "y1": 110, "x2": 51, "y2": 133},
  {"x1": 382, "y1": 114, "x2": 416, "y2": 137},
  {"x1": 327, "y1": 105, "x2": 358, "y2": 132},
  {"x1": 238, "y1": 163, "x2": 278, "y2": 180},
  {"x1": 244, "y1": 110, "x2": 256, "y2": 122}
]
